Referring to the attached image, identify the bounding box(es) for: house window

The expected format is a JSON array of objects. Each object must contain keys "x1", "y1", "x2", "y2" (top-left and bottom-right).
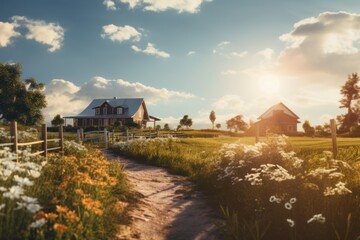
[
  {"x1": 90, "y1": 119, "x2": 93, "y2": 126},
  {"x1": 103, "y1": 107, "x2": 107, "y2": 115},
  {"x1": 117, "y1": 108, "x2": 123, "y2": 114},
  {"x1": 95, "y1": 108, "x2": 100, "y2": 115}
]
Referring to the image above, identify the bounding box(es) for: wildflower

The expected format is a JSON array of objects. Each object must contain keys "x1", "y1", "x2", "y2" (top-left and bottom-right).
[
  {"x1": 289, "y1": 197, "x2": 296, "y2": 204},
  {"x1": 46, "y1": 213, "x2": 58, "y2": 221},
  {"x1": 307, "y1": 213, "x2": 326, "y2": 224},
  {"x1": 324, "y1": 182, "x2": 352, "y2": 196},
  {"x1": 29, "y1": 218, "x2": 47, "y2": 228},
  {"x1": 56, "y1": 205, "x2": 69, "y2": 213},
  {"x1": 323, "y1": 151, "x2": 333, "y2": 158},
  {"x1": 22, "y1": 196, "x2": 38, "y2": 203},
  {"x1": 286, "y1": 219, "x2": 295, "y2": 228},
  {"x1": 26, "y1": 203, "x2": 42, "y2": 213},
  {"x1": 66, "y1": 210, "x2": 80, "y2": 222},
  {"x1": 54, "y1": 223, "x2": 68, "y2": 233},
  {"x1": 0, "y1": 187, "x2": 6, "y2": 192},
  {"x1": 75, "y1": 189, "x2": 85, "y2": 195},
  {"x1": 3, "y1": 185, "x2": 24, "y2": 199},
  {"x1": 284, "y1": 202, "x2": 292, "y2": 210},
  {"x1": 0, "y1": 204, "x2": 5, "y2": 211}
]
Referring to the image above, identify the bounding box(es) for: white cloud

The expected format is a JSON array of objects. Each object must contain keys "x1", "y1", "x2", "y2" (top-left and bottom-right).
[
  {"x1": 187, "y1": 51, "x2": 196, "y2": 56},
  {"x1": 12, "y1": 16, "x2": 64, "y2": 52},
  {"x1": 221, "y1": 70, "x2": 237, "y2": 76},
  {"x1": 231, "y1": 51, "x2": 248, "y2": 57},
  {"x1": 277, "y1": 11, "x2": 360, "y2": 78},
  {"x1": 0, "y1": 21, "x2": 20, "y2": 47},
  {"x1": 101, "y1": 24, "x2": 142, "y2": 43},
  {"x1": 131, "y1": 42, "x2": 170, "y2": 58},
  {"x1": 103, "y1": 0, "x2": 117, "y2": 10},
  {"x1": 257, "y1": 48, "x2": 274, "y2": 60},
  {"x1": 212, "y1": 95, "x2": 247, "y2": 112},
  {"x1": 44, "y1": 77, "x2": 194, "y2": 122},
  {"x1": 217, "y1": 41, "x2": 230, "y2": 47},
  {"x1": 116, "y1": 0, "x2": 210, "y2": 13},
  {"x1": 121, "y1": 0, "x2": 140, "y2": 9}
]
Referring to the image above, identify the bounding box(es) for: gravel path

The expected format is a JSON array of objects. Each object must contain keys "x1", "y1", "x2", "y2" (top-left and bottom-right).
[{"x1": 105, "y1": 153, "x2": 220, "y2": 240}]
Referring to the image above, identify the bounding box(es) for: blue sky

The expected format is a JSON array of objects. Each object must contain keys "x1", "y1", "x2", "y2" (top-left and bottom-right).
[{"x1": 2, "y1": 0, "x2": 360, "y2": 129}]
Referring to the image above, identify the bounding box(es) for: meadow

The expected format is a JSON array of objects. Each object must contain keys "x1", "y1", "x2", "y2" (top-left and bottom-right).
[
  {"x1": 111, "y1": 134, "x2": 360, "y2": 240},
  {"x1": 0, "y1": 127, "x2": 130, "y2": 240}
]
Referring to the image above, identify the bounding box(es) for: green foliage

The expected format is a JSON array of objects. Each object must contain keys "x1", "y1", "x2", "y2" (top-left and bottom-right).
[
  {"x1": 51, "y1": 114, "x2": 65, "y2": 127},
  {"x1": 303, "y1": 120, "x2": 315, "y2": 136},
  {"x1": 216, "y1": 123, "x2": 221, "y2": 129},
  {"x1": 0, "y1": 63, "x2": 47, "y2": 125},
  {"x1": 209, "y1": 110, "x2": 216, "y2": 129},
  {"x1": 226, "y1": 115, "x2": 248, "y2": 132},
  {"x1": 179, "y1": 115, "x2": 193, "y2": 129},
  {"x1": 163, "y1": 123, "x2": 170, "y2": 131},
  {"x1": 338, "y1": 73, "x2": 360, "y2": 133}
]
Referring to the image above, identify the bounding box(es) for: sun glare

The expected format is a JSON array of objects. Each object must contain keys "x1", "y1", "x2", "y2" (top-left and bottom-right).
[{"x1": 258, "y1": 75, "x2": 280, "y2": 94}]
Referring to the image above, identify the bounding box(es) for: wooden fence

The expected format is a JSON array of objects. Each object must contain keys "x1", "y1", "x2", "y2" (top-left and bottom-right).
[
  {"x1": 77, "y1": 128, "x2": 186, "y2": 149},
  {"x1": 0, "y1": 121, "x2": 64, "y2": 161}
]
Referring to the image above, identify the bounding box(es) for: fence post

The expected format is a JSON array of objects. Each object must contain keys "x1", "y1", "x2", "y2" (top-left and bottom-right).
[
  {"x1": 112, "y1": 129, "x2": 115, "y2": 143},
  {"x1": 10, "y1": 121, "x2": 18, "y2": 161},
  {"x1": 77, "y1": 129, "x2": 81, "y2": 144},
  {"x1": 104, "y1": 128, "x2": 108, "y2": 149},
  {"x1": 330, "y1": 119, "x2": 337, "y2": 158},
  {"x1": 59, "y1": 124, "x2": 64, "y2": 154},
  {"x1": 255, "y1": 124, "x2": 259, "y2": 143},
  {"x1": 41, "y1": 124, "x2": 48, "y2": 159},
  {"x1": 126, "y1": 129, "x2": 129, "y2": 141},
  {"x1": 156, "y1": 130, "x2": 159, "y2": 138}
]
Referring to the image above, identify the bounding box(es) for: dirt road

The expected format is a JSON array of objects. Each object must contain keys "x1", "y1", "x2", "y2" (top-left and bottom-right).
[{"x1": 105, "y1": 153, "x2": 220, "y2": 240}]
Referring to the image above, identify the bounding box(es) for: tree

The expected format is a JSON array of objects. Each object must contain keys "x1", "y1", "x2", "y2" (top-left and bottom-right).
[
  {"x1": 163, "y1": 123, "x2": 170, "y2": 131},
  {"x1": 226, "y1": 115, "x2": 248, "y2": 132},
  {"x1": 156, "y1": 125, "x2": 161, "y2": 130},
  {"x1": 51, "y1": 114, "x2": 64, "y2": 127},
  {"x1": 302, "y1": 120, "x2": 315, "y2": 136},
  {"x1": 338, "y1": 73, "x2": 360, "y2": 132},
  {"x1": 0, "y1": 63, "x2": 47, "y2": 125},
  {"x1": 209, "y1": 110, "x2": 216, "y2": 129},
  {"x1": 179, "y1": 115, "x2": 193, "y2": 129},
  {"x1": 216, "y1": 123, "x2": 221, "y2": 129}
]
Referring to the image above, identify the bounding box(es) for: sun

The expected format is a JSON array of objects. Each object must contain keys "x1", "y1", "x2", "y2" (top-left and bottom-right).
[{"x1": 258, "y1": 75, "x2": 280, "y2": 94}]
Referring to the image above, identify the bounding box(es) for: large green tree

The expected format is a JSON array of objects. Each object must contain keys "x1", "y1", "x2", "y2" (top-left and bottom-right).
[
  {"x1": 338, "y1": 73, "x2": 360, "y2": 132},
  {"x1": 302, "y1": 120, "x2": 315, "y2": 136},
  {"x1": 179, "y1": 115, "x2": 193, "y2": 129},
  {"x1": 0, "y1": 63, "x2": 47, "y2": 125},
  {"x1": 209, "y1": 110, "x2": 216, "y2": 129},
  {"x1": 226, "y1": 115, "x2": 248, "y2": 132}
]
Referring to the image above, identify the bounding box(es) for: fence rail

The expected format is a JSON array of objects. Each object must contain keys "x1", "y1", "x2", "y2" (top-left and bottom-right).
[
  {"x1": 0, "y1": 121, "x2": 64, "y2": 161},
  {"x1": 77, "y1": 128, "x2": 186, "y2": 149}
]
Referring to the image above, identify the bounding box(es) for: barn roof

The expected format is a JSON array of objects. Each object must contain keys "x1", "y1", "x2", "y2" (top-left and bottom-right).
[
  {"x1": 258, "y1": 102, "x2": 299, "y2": 120},
  {"x1": 64, "y1": 98, "x2": 145, "y2": 118}
]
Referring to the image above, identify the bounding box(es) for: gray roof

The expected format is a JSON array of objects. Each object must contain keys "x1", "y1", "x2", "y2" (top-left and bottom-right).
[{"x1": 65, "y1": 98, "x2": 144, "y2": 118}]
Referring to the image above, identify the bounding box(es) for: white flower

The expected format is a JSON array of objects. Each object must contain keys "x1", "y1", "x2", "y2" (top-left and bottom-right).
[
  {"x1": 29, "y1": 218, "x2": 47, "y2": 228},
  {"x1": 287, "y1": 219, "x2": 295, "y2": 227},
  {"x1": 0, "y1": 187, "x2": 6, "y2": 192},
  {"x1": 324, "y1": 182, "x2": 352, "y2": 196},
  {"x1": 289, "y1": 197, "x2": 296, "y2": 204},
  {"x1": 284, "y1": 202, "x2": 292, "y2": 210},
  {"x1": 14, "y1": 175, "x2": 33, "y2": 187},
  {"x1": 21, "y1": 196, "x2": 38, "y2": 203},
  {"x1": 3, "y1": 185, "x2": 24, "y2": 199},
  {"x1": 0, "y1": 204, "x2": 5, "y2": 211},
  {"x1": 307, "y1": 213, "x2": 326, "y2": 224},
  {"x1": 28, "y1": 170, "x2": 41, "y2": 178},
  {"x1": 26, "y1": 203, "x2": 42, "y2": 213}
]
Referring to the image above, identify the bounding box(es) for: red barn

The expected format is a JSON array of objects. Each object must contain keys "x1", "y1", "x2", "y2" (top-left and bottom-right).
[{"x1": 255, "y1": 102, "x2": 300, "y2": 135}]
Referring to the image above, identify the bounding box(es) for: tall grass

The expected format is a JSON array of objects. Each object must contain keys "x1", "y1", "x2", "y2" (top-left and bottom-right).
[{"x1": 111, "y1": 136, "x2": 360, "y2": 240}]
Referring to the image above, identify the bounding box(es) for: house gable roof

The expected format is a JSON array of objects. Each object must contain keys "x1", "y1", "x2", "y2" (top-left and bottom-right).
[
  {"x1": 258, "y1": 102, "x2": 299, "y2": 120},
  {"x1": 65, "y1": 98, "x2": 145, "y2": 118}
]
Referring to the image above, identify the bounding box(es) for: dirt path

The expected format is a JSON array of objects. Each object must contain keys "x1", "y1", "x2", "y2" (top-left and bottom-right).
[{"x1": 105, "y1": 153, "x2": 220, "y2": 240}]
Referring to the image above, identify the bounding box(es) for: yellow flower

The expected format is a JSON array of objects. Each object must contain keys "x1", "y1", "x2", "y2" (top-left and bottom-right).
[
  {"x1": 66, "y1": 210, "x2": 80, "y2": 222},
  {"x1": 75, "y1": 189, "x2": 85, "y2": 195},
  {"x1": 54, "y1": 223, "x2": 68, "y2": 233},
  {"x1": 56, "y1": 205, "x2": 69, "y2": 214}
]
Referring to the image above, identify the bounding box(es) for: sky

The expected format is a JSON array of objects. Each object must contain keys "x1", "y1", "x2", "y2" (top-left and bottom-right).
[{"x1": 2, "y1": 0, "x2": 360, "y2": 129}]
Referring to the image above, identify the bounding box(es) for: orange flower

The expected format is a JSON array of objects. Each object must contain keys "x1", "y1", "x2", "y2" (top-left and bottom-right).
[
  {"x1": 51, "y1": 197, "x2": 60, "y2": 204},
  {"x1": 46, "y1": 213, "x2": 58, "y2": 221},
  {"x1": 66, "y1": 210, "x2": 80, "y2": 222},
  {"x1": 36, "y1": 211, "x2": 46, "y2": 220},
  {"x1": 75, "y1": 189, "x2": 85, "y2": 195},
  {"x1": 54, "y1": 223, "x2": 68, "y2": 233},
  {"x1": 56, "y1": 205, "x2": 69, "y2": 214}
]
